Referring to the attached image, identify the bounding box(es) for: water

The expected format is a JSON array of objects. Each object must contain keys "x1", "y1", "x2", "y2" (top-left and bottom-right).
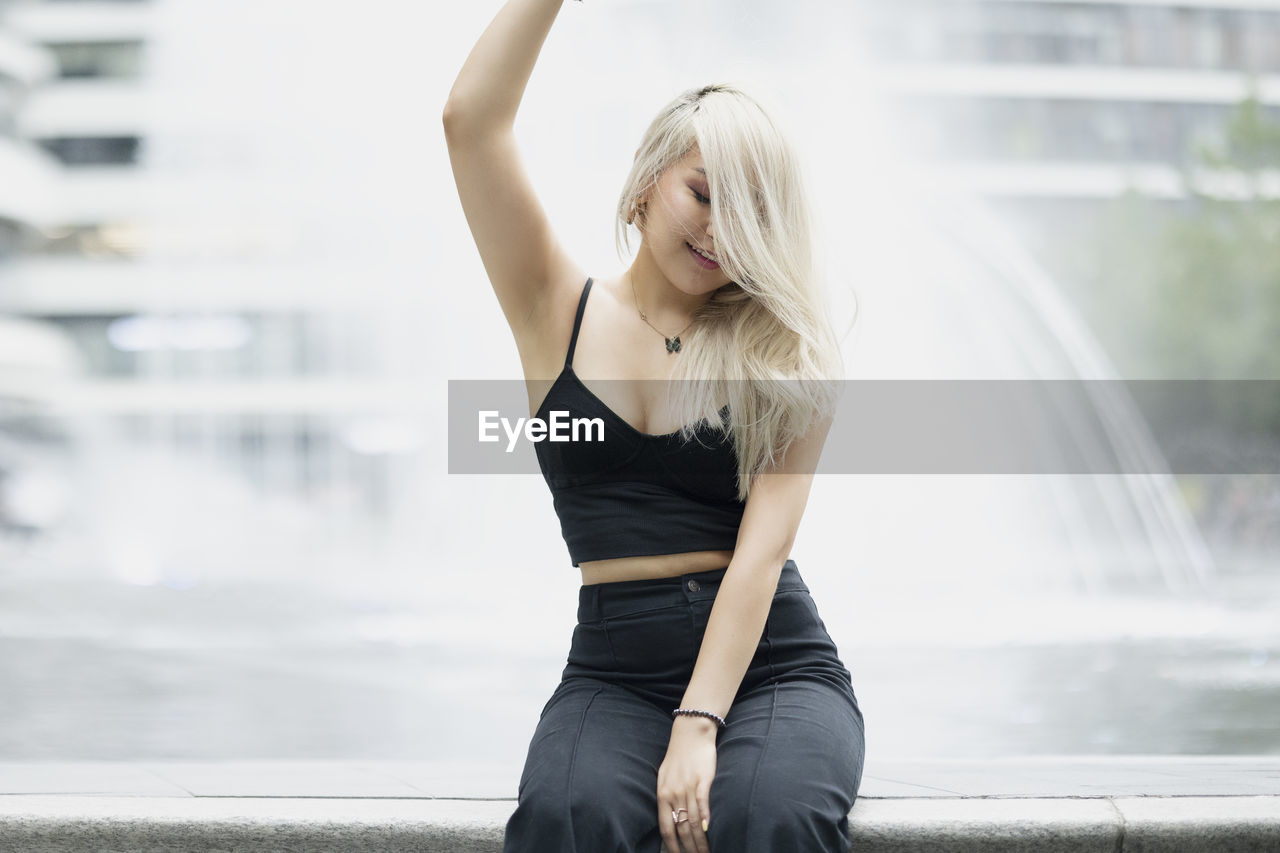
[{"x1": 1, "y1": 552, "x2": 1276, "y2": 762}]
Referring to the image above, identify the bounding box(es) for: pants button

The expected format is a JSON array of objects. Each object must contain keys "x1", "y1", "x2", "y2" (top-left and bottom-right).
[{"x1": 687, "y1": 579, "x2": 701, "y2": 592}]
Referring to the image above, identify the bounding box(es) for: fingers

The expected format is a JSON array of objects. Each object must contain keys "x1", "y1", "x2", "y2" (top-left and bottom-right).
[
  {"x1": 658, "y1": 803, "x2": 680, "y2": 853},
  {"x1": 698, "y1": 785, "x2": 712, "y2": 837},
  {"x1": 659, "y1": 800, "x2": 709, "y2": 853},
  {"x1": 679, "y1": 796, "x2": 711, "y2": 853}
]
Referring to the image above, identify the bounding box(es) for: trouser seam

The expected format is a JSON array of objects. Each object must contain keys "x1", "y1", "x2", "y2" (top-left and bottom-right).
[
  {"x1": 565, "y1": 685, "x2": 604, "y2": 851},
  {"x1": 743, "y1": 682, "x2": 779, "y2": 846}
]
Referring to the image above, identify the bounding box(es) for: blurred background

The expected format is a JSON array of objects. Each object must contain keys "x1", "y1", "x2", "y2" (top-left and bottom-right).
[{"x1": 0, "y1": 0, "x2": 1276, "y2": 771}]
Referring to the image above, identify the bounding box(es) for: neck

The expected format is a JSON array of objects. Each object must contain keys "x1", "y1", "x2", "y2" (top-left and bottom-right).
[{"x1": 628, "y1": 245, "x2": 709, "y2": 333}]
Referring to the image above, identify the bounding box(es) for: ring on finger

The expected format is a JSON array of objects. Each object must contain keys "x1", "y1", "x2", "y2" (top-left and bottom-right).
[{"x1": 671, "y1": 807, "x2": 689, "y2": 824}]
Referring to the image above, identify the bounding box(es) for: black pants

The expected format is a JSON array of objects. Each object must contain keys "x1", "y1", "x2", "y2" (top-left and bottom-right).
[{"x1": 504, "y1": 560, "x2": 866, "y2": 853}]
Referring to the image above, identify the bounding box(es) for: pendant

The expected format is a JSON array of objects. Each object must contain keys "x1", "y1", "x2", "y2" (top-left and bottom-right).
[{"x1": 666, "y1": 336, "x2": 681, "y2": 353}]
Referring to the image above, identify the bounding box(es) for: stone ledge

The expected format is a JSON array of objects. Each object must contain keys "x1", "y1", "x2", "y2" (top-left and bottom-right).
[
  {"x1": 1, "y1": 758, "x2": 1278, "y2": 852},
  {"x1": 0, "y1": 797, "x2": 507, "y2": 853},
  {"x1": 1, "y1": 794, "x2": 1279, "y2": 852}
]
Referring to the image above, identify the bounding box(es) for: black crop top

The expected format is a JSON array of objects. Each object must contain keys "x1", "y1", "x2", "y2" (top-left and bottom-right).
[{"x1": 533, "y1": 277, "x2": 747, "y2": 567}]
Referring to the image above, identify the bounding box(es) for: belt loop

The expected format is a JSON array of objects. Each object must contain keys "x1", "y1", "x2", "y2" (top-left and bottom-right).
[{"x1": 590, "y1": 583, "x2": 601, "y2": 620}]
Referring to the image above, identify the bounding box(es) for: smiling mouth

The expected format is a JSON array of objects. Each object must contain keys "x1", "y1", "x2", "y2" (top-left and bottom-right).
[{"x1": 687, "y1": 242, "x2": 719, "y2": 263}]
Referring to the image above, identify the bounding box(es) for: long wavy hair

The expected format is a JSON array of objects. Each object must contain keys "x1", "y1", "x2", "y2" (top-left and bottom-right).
[{"x1": 615, "y1": 83, "x2": 844, "y2": 502}]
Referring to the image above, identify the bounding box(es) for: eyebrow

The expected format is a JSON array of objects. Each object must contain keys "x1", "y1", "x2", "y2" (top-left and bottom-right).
[{"x1": 694, "y1": 168, "x2": 706, "y2": 174}]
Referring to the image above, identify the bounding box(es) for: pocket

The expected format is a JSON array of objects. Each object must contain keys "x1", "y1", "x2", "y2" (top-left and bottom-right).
[
  {"x1": 563, "y1": 621, "x2": 617, "y2": 676},
  {"x1": 763, "y1": 589, "x2": 849, "y2": 672},
  {"x1": 766, "y1": 588, "x2": 822, "y2": 638},
  {"x1": 604, "y1": 603, "x2": 695, "y2": 675}
]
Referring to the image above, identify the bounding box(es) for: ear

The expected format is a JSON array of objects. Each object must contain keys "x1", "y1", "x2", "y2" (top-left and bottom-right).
[{"x1": 629, "y1": 190, "x2": 651, "y2": 227}]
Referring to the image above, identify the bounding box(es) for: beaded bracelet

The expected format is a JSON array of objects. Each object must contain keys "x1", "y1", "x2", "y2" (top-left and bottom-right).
[{"x1": 672, "y1": 708, "x2": 727, "y2": 729}]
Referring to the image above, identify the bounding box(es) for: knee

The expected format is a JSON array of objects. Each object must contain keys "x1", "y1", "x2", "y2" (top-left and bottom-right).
[
  {"x1": 505, "y1": 776, "x2": 568, "y2": 846},
  {"x1": 708, "y1": 774, "x2": 852, "y2": 853},
  {"x1": 506, "y1": 766, "x2": 649, "y2": 852},
  {"x1": 708, "y1": 805, "x2": 849, "y2": 853}
]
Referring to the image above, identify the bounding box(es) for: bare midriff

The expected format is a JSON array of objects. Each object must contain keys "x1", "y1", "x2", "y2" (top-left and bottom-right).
[{"x1": 579, "y1": 549, "x2": 736, "y2": 586}]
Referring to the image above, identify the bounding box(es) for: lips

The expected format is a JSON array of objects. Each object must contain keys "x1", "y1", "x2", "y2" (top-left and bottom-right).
[{"x1": 687, "y1": 242, "x2": 720, "y2": 270}]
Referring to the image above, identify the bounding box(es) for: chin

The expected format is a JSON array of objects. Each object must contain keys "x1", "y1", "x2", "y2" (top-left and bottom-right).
[
  {"x1": 676, "y1": 263, "x2": 729, "y2": 292},
  {"x1": 672, "y1": 278, "x2": 724, "y2": 297}
]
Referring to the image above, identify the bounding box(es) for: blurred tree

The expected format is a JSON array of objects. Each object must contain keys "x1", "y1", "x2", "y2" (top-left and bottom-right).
[
  {"x1": 1061, "y1": 78, "x2": 1280, "y2": 558},
  {"x1": 1168, "y1": 78, "x2": 1280, "y2": 384},
  {"x1": 1075, "y1": 77, "x2": 1280, "y2": 430}
]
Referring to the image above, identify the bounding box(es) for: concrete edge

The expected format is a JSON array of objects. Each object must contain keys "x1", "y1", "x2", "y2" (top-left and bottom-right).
[{"x1": 0, "y1": 795, "x2": 1277, "y2": 853}]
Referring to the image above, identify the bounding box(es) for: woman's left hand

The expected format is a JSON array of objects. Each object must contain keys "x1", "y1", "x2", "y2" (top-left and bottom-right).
[{"x1": 657, "y1": 716, "x2": 718, "y2": 853}]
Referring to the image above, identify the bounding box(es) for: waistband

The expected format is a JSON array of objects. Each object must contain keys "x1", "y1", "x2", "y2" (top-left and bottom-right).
[{"x1": 577, "y1": 559, "x2": 806, "y2": 623}]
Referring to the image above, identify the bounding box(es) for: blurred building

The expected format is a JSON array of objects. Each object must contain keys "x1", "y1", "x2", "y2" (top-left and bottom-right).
[
  {"x1": 0, "y1": 3, "x2": 78, "y2": 539},
  {"x1": 856, "y1": 0, "x2": 1280, "y2": 238},
  {"x1": 1, "y1": 0, "x2": 146, "y2": 265},
  {"x1": 1, "y1": 0, "x2": 153, "y2": 377},
  {"x1": 0, "y1": 2, "x2": 56, "y2": 257},
  {"x1": 0, "y1": 0, "x2": 420, "y2": 574}
]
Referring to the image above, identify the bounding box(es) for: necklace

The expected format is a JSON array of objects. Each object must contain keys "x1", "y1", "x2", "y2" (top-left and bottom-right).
[{"x1": 629, "y1": 272, "x2": 695, "y2": 354}]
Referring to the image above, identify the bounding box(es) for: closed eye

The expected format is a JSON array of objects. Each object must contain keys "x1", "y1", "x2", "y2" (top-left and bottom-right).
[{"x1": 691, "y1": 188, "x2": 710, "y2": 205}]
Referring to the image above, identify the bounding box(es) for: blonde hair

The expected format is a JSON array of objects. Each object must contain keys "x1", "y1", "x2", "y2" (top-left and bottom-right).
[{"x1": 615, "y1": 83, "x2": 844, "y2": 502}]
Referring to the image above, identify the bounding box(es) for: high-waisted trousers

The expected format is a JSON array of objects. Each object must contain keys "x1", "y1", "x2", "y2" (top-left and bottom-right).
[{"x1": 503, "y1": 559, "x2": 866, "y2": 853}]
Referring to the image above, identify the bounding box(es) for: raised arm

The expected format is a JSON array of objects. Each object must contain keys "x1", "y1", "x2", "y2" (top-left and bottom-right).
[{"x1": 442, "y1": 0, "x2": 584, "y2": 341}]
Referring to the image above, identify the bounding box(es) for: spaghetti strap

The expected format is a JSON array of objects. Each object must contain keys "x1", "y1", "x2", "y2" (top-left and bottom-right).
[{"x1": 565, "y1": 277, "x2": 593, "y2": 369}]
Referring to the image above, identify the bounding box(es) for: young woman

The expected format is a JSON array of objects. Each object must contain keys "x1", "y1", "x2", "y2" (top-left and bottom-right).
[{"x1": 443, "y1": 2, "x2": 865, "y2": 851}]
